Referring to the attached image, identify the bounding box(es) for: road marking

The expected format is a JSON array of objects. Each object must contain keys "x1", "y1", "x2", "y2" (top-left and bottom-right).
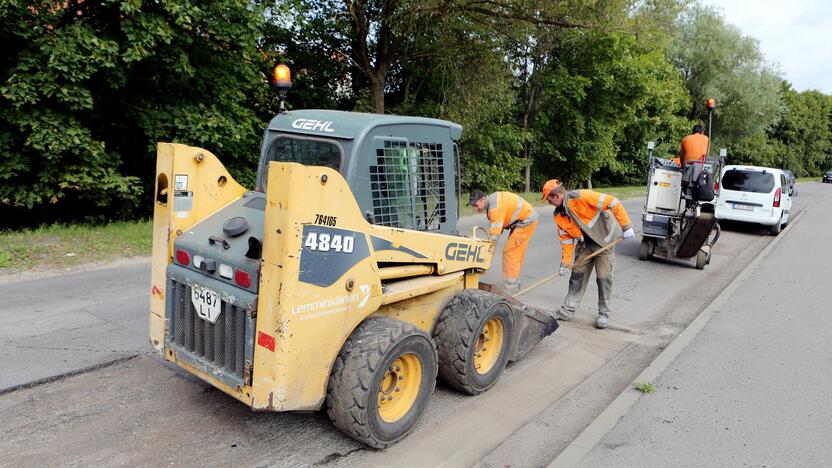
[{"x1": 549, "y1": 199, "x2": 817, "y2": 467}]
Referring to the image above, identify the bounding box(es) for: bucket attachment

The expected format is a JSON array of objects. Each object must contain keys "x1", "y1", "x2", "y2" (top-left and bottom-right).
[
  {"x1": 479, "y1": 283, "x2": 559, "y2": 362},
  {"x1": 675, "y1": 206, "x2": 717, "y2": 258}
]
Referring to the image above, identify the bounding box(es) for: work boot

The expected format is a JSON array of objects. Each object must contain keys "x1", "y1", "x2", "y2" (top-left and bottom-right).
[
  {"x1": 595, "y1": 315, "x2": 609, "y2": 329},
  {"x1": 502, "y1": 280, "x2": 520, "y2": 293},
  {"x1": 553, "y1": 307, "x2": 573, "y2": 322}
]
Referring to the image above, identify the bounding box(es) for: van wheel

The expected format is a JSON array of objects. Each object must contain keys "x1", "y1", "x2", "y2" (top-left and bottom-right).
[
  {"x1": 434, "y1": 289, "x2": 514, "y2": 395},
  {"x1": 695, "y1": 250, "x2": 707, "y2": 270},
  {"x1": 638, "y1": 238, "x2": 652, "y2": 261},
  {"x1": 769, "y1": 217, "x2": 782, "y2": 236},
  {"x1": 326, "y1": 317, "x2": 437, "y2": 449}
]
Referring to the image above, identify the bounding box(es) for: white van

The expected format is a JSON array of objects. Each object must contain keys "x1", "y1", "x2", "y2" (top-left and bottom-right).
[{"x1": 715, "y1": 165, "x2": 793, "y2": 235}]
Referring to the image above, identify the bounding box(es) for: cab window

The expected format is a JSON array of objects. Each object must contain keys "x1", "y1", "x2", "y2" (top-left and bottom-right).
[{"x1": 259, "y1": 136, "x2": 342, "y2": 191}]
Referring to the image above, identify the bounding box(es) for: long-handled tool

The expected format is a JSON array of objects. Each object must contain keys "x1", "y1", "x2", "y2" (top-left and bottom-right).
[{"x1": 512, "y1": 237, "x2": 624, "y2": 298}]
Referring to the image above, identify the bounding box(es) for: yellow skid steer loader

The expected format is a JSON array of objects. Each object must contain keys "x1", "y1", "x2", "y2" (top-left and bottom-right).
[{"x1": 148, "y1": 67, "x2": 557, "y2": 448}]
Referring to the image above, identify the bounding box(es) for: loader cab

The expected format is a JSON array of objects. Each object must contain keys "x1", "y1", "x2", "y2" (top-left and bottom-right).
[{"x1": 257, "y1": 110, "x2": 463, "y2": 235}]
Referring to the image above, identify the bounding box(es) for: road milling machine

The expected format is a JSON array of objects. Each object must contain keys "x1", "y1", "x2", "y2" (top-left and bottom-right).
[
  {"x1": 148, "y1": 65, "x2": 558, "y2": 448},
  {"x1": 638, "y1": 99, "x2": 725, "y2": 269}
]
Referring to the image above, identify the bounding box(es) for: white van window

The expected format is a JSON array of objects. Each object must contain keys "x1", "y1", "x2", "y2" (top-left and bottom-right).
[{"x1": 722, "y1": 170, "x2": 775, "y2": 193}]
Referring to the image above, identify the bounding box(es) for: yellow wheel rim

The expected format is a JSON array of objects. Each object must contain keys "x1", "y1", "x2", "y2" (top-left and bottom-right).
[
  {"x1": 377, "y1": 353, "x2": 422, "y2": 423},
  {"x1": 474, "y1": 317, "x2": 505, "y2": 375}
]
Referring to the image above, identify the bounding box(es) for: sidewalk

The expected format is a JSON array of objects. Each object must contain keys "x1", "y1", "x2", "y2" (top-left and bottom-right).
[{"x1": 571, "y1": 195, "x2": 832, "y2": 466}]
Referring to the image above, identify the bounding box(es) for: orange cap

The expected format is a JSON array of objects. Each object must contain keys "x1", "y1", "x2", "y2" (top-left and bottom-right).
[{"x1": 541, "y1": 179, "x2": 561, "y2": 201}]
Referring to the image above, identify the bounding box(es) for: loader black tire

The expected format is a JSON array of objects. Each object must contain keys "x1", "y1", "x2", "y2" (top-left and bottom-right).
[
  {"x1": 325, "y1": 317, "x2": 437, "y2": 449},
  {"x1": 434, "y1": 289, "x2": 515, "y2": 395}
]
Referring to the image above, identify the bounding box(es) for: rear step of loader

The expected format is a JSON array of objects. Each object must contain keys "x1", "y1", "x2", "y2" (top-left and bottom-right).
[{"x1": 478, "y1": 283, "x2": 559, "y2": 362}]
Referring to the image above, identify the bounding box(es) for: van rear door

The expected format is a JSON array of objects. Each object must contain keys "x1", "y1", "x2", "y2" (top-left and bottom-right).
[{"x1": 720, "y1": 168, "x2": 776, "y2": 217}]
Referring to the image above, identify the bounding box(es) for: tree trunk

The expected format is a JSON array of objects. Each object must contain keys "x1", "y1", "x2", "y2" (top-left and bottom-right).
[
  {"x1": 520, "y1": 69, "x2": 543, "y2": 193},
  {"x1": 522, "y1": 114, "x2": 531, "y2": 192},
  {"x1": 586, "y1": 177, "x2": 592, "y2": 189},
  {"x1": 370, "y1": 77, "x2": 385, "y2": 114}
]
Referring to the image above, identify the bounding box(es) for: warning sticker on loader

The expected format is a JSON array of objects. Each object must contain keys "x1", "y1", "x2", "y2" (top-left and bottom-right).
[{"x1": 174, "y1": 174, "x2": 188, "y2": 191}]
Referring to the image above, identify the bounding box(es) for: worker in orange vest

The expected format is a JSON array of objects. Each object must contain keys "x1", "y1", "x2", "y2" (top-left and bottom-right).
[
  {"x1": 680, "y1": 124, "x2": 709, "y2": 166},
  {"x1": 469, "y1": 190, "x2": 539, "y2": 292},
  {"x1": 541, "y1": 179, "x2": 634, "y2": 329},
  {"x1": 679, "y1": 124, "x2": 710, "y2": 198}
]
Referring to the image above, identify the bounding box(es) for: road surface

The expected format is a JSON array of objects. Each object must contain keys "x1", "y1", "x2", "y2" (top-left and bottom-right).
[
  {"x1": 576, "y1": 183, "x2": 832, "y2": 466},
  {"x1": 0, "y1": 182, "x2": 827, "y2": 466}
]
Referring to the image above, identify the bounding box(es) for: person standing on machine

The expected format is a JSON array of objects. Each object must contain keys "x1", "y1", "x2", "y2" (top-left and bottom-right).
[
  {"x1": 679, "y1": 124, "x2": 710, "y2": 198},
  {"x1": 541, "y1": 179, "x2": 634, "y2": 329}
]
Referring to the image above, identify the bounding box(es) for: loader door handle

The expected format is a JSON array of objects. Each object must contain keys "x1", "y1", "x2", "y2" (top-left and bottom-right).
[
  {"x1": 208, "y1": 236, "x2": 230, "y2": 250},
  {"x1": 472, "y1": 226, "x2": 490, "y2": 241}
]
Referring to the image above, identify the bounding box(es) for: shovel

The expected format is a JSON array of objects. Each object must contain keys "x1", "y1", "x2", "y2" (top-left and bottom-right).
[{"x1": 512, "y1": 237, "x2": 624, "y2": 298}]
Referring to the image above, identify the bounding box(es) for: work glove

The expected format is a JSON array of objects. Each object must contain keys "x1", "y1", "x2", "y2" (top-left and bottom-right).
[
  {"x1": 559, "y1": 265, "x2": 570, "y2": 277},
  {"x1": 622, "y1": 228, "x2": 635, "y2": 240}
]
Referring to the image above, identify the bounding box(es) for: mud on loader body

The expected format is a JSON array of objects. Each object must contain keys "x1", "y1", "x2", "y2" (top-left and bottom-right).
[{"x1": 149, "y1": 110, "x2": 558, "y2": 448}]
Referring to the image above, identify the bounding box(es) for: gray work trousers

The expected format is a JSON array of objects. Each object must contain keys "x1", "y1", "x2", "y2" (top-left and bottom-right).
[{"x1": 558, "y1": 240, "x2": 615, "y2": 319}]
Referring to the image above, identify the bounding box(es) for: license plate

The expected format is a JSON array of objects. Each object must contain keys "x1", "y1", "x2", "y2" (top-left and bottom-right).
[
  {"x1": 732, "y1": 203, "x2": 754, "y2": 211},
  {"x1": 191, "y1": 284, "x2": 222, "y2": 323}
]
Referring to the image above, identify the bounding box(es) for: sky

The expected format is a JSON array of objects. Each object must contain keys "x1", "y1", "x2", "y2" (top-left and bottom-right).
[{"x1": 701, "y1": 0, "x2": 832, "y2": 94}]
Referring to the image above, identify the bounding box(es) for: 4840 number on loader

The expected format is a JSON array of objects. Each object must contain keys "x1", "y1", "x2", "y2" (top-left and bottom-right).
[{"x1": 148, "y1": 66, "x2": 558, "y2": 448}]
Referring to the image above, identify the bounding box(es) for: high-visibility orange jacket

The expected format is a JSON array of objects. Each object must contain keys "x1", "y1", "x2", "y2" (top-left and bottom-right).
[
  {"x1": 555, "y1": 190, "x2": 632, "y2": 266},
  {"x1": 680, "y1": 133, "x2": 709, "y2": 165},
  {"x1": 486, "y1": 192, "x2": 538, "y2": 237}
]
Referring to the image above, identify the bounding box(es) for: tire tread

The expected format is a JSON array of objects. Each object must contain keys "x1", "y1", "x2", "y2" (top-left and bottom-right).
[{"x1": 326, "y1": 317, "x2": 436, "y2": 449}]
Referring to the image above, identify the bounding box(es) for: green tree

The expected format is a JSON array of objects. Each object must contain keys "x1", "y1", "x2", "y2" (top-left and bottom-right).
[
  {"x1": 766, "y1": 84, "x2": 832, "y2": 175},
  {"x1": 0, "y1": 0, "x2": 267, "y2": 224},
  {"x1": 669, "y1": 4, "x2": 784, "y2": 148},
  {"x1": 530, "y1": 27, "x2": 690, "y2": 189}
]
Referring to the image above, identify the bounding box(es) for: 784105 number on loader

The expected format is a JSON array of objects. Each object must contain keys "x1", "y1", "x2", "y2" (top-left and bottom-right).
[{"x1": 148, "y1": 66, "x2": 558, "y2": 448}]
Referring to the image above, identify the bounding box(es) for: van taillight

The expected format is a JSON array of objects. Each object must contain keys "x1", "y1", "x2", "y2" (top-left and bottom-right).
[{"x1": 773, "y1": 187, "x2": 781, "y2": 207}]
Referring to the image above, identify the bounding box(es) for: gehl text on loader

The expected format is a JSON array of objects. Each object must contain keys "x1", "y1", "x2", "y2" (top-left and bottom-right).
[{"x1": 148, "y1": 64, "x2": 558, "y2": 448}]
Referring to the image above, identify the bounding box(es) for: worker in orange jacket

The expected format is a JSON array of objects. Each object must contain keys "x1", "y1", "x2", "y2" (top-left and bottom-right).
[
  {"x1": 679, "y1": 124, "x2": 710, "y2": 198},
  {"x1": 680, "y1": 124, "x2": 709, "y2": 167},
  {"x1": 469, "y1": 190, "x2": 539, "y2": 292},
  {"x1": 541, "y1": 180, "x2": 634, "y2": 329}
]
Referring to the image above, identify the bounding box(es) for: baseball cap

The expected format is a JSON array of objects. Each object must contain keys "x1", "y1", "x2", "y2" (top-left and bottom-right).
[
  {"x1": 468, "y1": 190, "x2": 486, "y2": 206},
  {"x1": 540, "y1": 179, "x2": 561, "y2": 200}
]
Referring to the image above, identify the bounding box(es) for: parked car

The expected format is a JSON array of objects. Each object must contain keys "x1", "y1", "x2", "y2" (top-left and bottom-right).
[
  {"x1": 823, "y1": 170, "x2": 832, "y2": 183},
  {"x1": 715, "y1": 165, "x2": 793, "y2": 235}
]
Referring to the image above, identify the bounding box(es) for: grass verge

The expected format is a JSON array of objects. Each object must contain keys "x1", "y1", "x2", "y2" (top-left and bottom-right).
[
  {"x1": 0, "y1": 220, "x2": 152, "y2": 272},
  {"x1": 458, "y1": 185, "x2": 647, "y2": 217},
  {"x1": 796, "y1": 176, "x2": 822, "y2": 183}
]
